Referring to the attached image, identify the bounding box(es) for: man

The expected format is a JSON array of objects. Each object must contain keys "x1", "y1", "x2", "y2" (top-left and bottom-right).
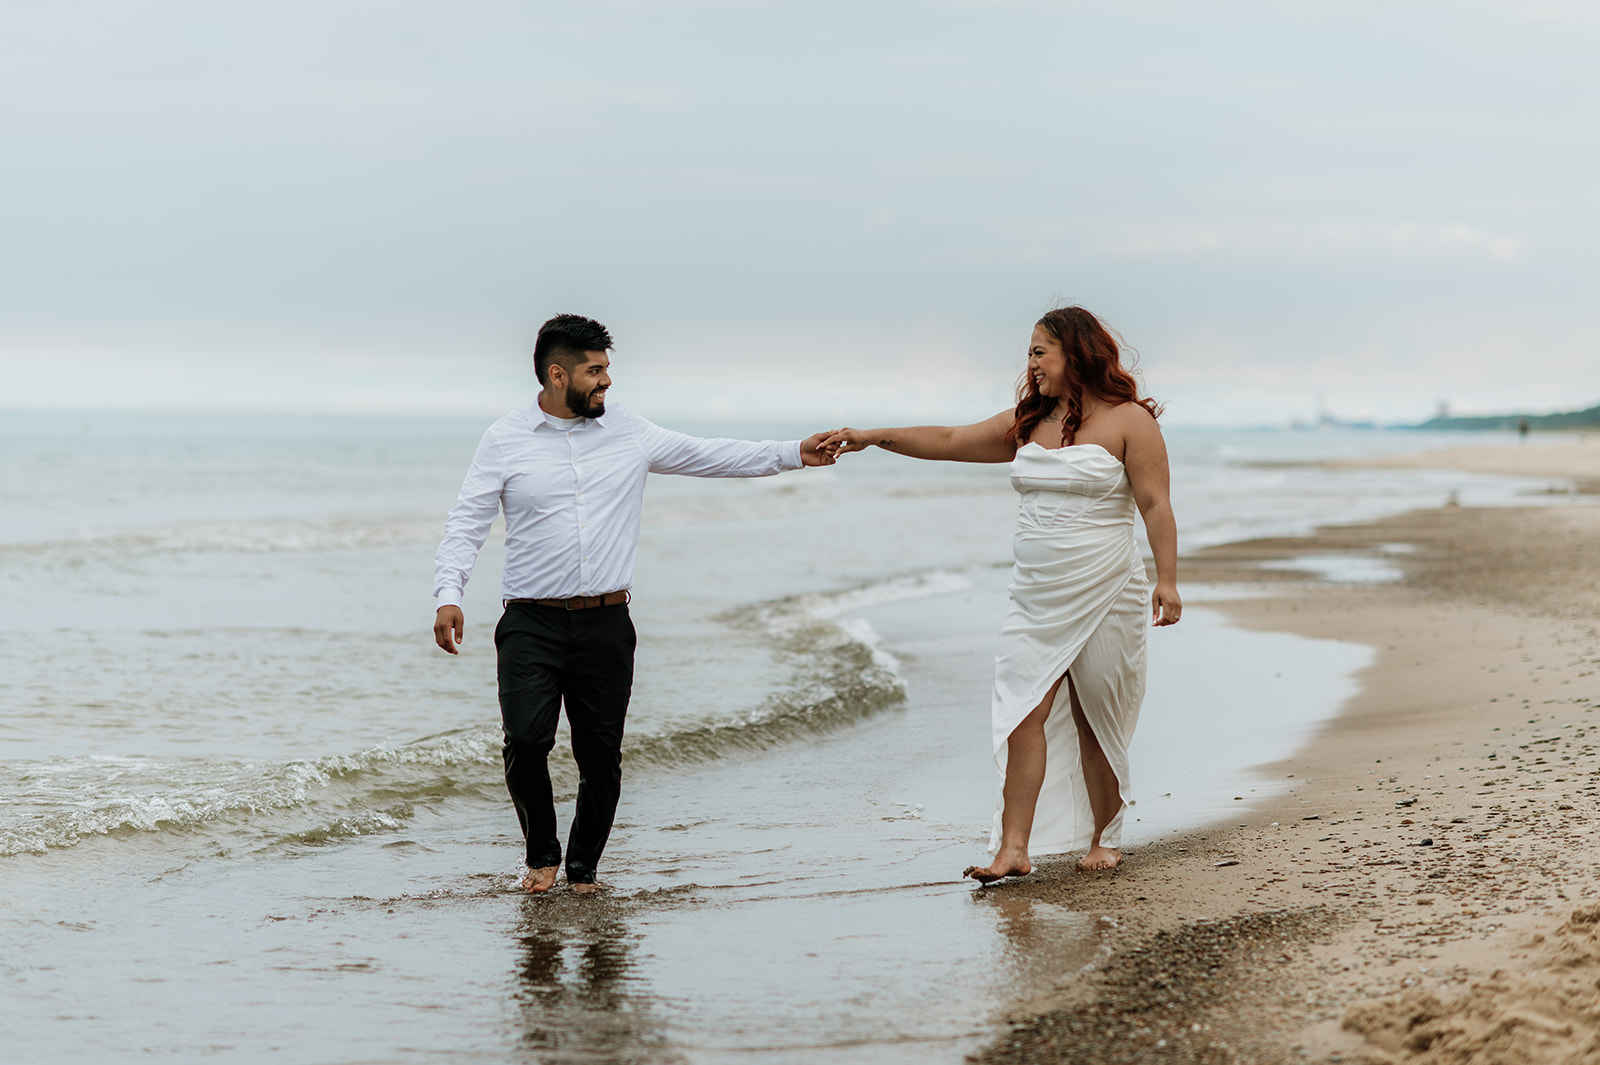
[{"x1": 432, "y1": 314, "x2": 835, "y2": 894}]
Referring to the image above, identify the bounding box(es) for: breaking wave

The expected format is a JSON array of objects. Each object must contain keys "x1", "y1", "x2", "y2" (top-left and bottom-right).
[
  {"x1": 0, "y1": 571, "x2": 971, "y2": 857},
  {"x1": 0, "y1": 514, "x2": 446, "y2": 561}
]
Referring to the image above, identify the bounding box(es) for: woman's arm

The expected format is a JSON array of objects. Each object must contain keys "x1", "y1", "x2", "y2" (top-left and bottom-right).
[
  {"x1": 821, "y1": 409, "x2": 1016, "y2": 463},
  {"x1": 1122, "y1": 409, "x2": 1182, "y2": 626}
]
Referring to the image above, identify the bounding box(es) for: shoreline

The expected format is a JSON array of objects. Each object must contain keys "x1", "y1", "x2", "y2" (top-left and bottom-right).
[
  {"x1": 1325, "y1": 436, "x2": 1600, "y2": 495},
  {"x1": 972, "y1": 446, "x2": 1600, "y2": 1064}
]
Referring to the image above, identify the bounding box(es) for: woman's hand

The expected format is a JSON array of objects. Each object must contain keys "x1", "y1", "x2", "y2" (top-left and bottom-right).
[
  {"x1": 818, "y1": 427, "x2": 872, "y2": 456},
  {"x1": 1151, "y1": 583, "x2": 1181, "y2": 626}
]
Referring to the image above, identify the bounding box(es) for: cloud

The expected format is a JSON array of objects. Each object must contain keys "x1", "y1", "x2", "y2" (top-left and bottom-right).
[
  {"x1": 1450, "y1": 0, "x2": 1600, "y2": 25},
  {"x1": 0, "y1": 1, "x2": 1594, "y2": 425},
  {"x1": 1082, "y1": 220, "x2": 1529, "y2": 262},
  {"x1": 880, "y1": 49, "x2": 969, "y2": 71}
]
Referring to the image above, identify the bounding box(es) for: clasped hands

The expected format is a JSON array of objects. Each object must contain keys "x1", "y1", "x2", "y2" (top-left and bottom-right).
[{"x1": 800, "y1": 429, "x2": 870, "y2": 466}]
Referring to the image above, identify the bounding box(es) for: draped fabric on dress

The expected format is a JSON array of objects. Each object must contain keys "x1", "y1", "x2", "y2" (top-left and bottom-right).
[{"x1": 988, "y1": 442, "x2": 1148, "y2": 857}]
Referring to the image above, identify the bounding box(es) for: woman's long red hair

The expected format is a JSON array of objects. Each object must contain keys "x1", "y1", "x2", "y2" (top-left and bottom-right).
[{"x1": 1005, "y1": 307, "x2": 1163, "y2": 448}]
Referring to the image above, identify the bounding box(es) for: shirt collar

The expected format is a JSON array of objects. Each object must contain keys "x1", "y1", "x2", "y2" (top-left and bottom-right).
[{"x1": 527, "y1": 403, "x2": 611, "y2": 431}]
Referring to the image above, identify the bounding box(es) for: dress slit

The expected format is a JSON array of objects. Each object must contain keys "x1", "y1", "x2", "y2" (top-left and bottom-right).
[{"x1": 1066, "y1": 668, "x2": 1126, "y2": 812}]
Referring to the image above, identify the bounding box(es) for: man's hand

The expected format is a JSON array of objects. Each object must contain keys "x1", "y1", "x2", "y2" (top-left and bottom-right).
[
  {"x1": 800, "y1": 431, "x2": 840, "y2": 467},
  {"x1": 434, "y1": 605, "x2": 465, "y2": 654}
]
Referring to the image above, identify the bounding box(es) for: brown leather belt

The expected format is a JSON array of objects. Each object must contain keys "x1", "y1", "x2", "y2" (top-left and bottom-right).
[{"x1": 505, "y1": 590, "x2": 631, "y2": 611}]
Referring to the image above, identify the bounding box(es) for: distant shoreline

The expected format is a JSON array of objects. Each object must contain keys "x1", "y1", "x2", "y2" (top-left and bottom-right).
[{"x1": 1412, "y1": 401, "x2": 1600, "y2": 433}]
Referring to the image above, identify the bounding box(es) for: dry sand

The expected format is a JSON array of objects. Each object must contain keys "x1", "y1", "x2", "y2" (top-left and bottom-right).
[
  {"x1": 1331, "y1": 435, "x2": 1600, "y2": 495},
  {"x1": 970, "y1": 443, "x2": 1600, "y2": 1064}
]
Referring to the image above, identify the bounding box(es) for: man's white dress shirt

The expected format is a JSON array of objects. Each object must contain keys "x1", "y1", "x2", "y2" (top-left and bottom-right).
[{"x1": 433, "y1": 402, "x2": 803, "y2": 608}]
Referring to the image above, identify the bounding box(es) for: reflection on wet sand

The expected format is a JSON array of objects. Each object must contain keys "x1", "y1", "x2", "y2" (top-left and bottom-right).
[
  {"x1": 513, "y1": 900, "x2": 683, "y2": 1065},
  {"x1": 970, "y1": 883, "x2": 1110, "y2": 1012}
]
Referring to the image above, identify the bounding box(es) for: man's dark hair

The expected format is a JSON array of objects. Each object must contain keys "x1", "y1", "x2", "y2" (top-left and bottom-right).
[{"x1": 533, "y1": 314, "x2": 613, "y2": 385}]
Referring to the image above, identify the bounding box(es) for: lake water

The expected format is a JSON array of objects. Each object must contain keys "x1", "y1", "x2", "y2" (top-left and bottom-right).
[{"x1": 0, "y1": 412, "x2": 1573, "y2": 1062}]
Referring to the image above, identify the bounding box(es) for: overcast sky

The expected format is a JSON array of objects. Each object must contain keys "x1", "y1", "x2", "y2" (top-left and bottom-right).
[{"x1": 2, "y1": 1, "x2": 1596, "y2": 426}]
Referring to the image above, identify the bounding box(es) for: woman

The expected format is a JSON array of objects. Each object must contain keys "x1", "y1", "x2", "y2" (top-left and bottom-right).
[{"x1": 821, "y1": 307, "x2": 1180, "y2": 880}]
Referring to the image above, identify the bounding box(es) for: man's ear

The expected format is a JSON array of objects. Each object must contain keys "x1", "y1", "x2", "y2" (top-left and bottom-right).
[{"x1": 545, "y1": 362, "x2": 566, "y2": 390}]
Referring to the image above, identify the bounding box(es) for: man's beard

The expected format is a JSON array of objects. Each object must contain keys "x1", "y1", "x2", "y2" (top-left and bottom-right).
[{"x1": 566, "y1": 384, "x2": 606, "y2": 418}]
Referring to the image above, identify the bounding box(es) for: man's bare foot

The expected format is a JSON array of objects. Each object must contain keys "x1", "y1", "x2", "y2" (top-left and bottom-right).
[
  {"x1": 521, "y1": 865, "x2": 558, "y2": 893},
  {"x1": 1076, "y1": 846, "x2": 1121, "y2": 871},
  {"x1": 569, "y1": 881, "x2": 601, "y2": 896},
  {"x1": 963, "y1": 853, "x2": 1032, "y2": 885}
]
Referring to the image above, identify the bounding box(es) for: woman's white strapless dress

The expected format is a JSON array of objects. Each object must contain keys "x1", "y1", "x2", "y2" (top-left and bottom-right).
[{"x1": 988, "y1": 442, "x2": 1148, "y2": 857}]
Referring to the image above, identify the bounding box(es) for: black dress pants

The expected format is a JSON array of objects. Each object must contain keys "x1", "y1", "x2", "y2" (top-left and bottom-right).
[{"x1": 494, "y1": 601, "x2": 636, "y2": 883}]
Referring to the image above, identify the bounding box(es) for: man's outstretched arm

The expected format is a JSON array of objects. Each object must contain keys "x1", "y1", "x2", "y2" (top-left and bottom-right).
[{"x1": 633, "y1": 412, "x2": 835, "y2": 476}]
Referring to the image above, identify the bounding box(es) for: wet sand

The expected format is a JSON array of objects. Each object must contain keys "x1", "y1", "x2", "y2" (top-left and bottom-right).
[{"x1": 971, "y1": 442, "x2": 1600, "y2": 1064}]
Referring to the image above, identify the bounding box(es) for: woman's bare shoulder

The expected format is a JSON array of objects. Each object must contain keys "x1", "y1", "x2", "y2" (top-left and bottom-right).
[
  {"x1": 1106, "y1": 398, "x2": 1157, "y2": 417},
  {"x1": 1094, "y1": 399, "x2": 1161, "y2": 432}
]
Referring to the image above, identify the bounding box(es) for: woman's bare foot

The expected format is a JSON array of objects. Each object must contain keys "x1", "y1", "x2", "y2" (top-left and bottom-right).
[
  {"x1": 570, "y1": 881, "x2": 601, "y2": 896},
  {"x1": 963, "y1": 848, "x2": 1032, "y2": 885},
  {"x1": 521, "y1": 865, "x2": 559, "y2": 893},
  {"x1": 1076, "y1": 846, "x2": 1121, "y2": 872}
]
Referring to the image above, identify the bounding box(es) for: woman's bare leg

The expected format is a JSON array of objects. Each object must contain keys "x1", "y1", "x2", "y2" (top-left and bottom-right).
[
  {"x1": 965, "y1": 675, "x2": 1061, "y2": 883},
  {"x1": 1070, "y1": 674, "x2": 1123, "y2": 870}
]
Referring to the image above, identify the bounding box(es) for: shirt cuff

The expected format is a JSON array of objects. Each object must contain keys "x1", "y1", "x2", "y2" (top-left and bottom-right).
[
  {"x1": 780, "y1": 439, "x2": 804, "y2": 470},
  {"x1": 435, "y1": 587, "x2": 464, "y2": 609}
]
